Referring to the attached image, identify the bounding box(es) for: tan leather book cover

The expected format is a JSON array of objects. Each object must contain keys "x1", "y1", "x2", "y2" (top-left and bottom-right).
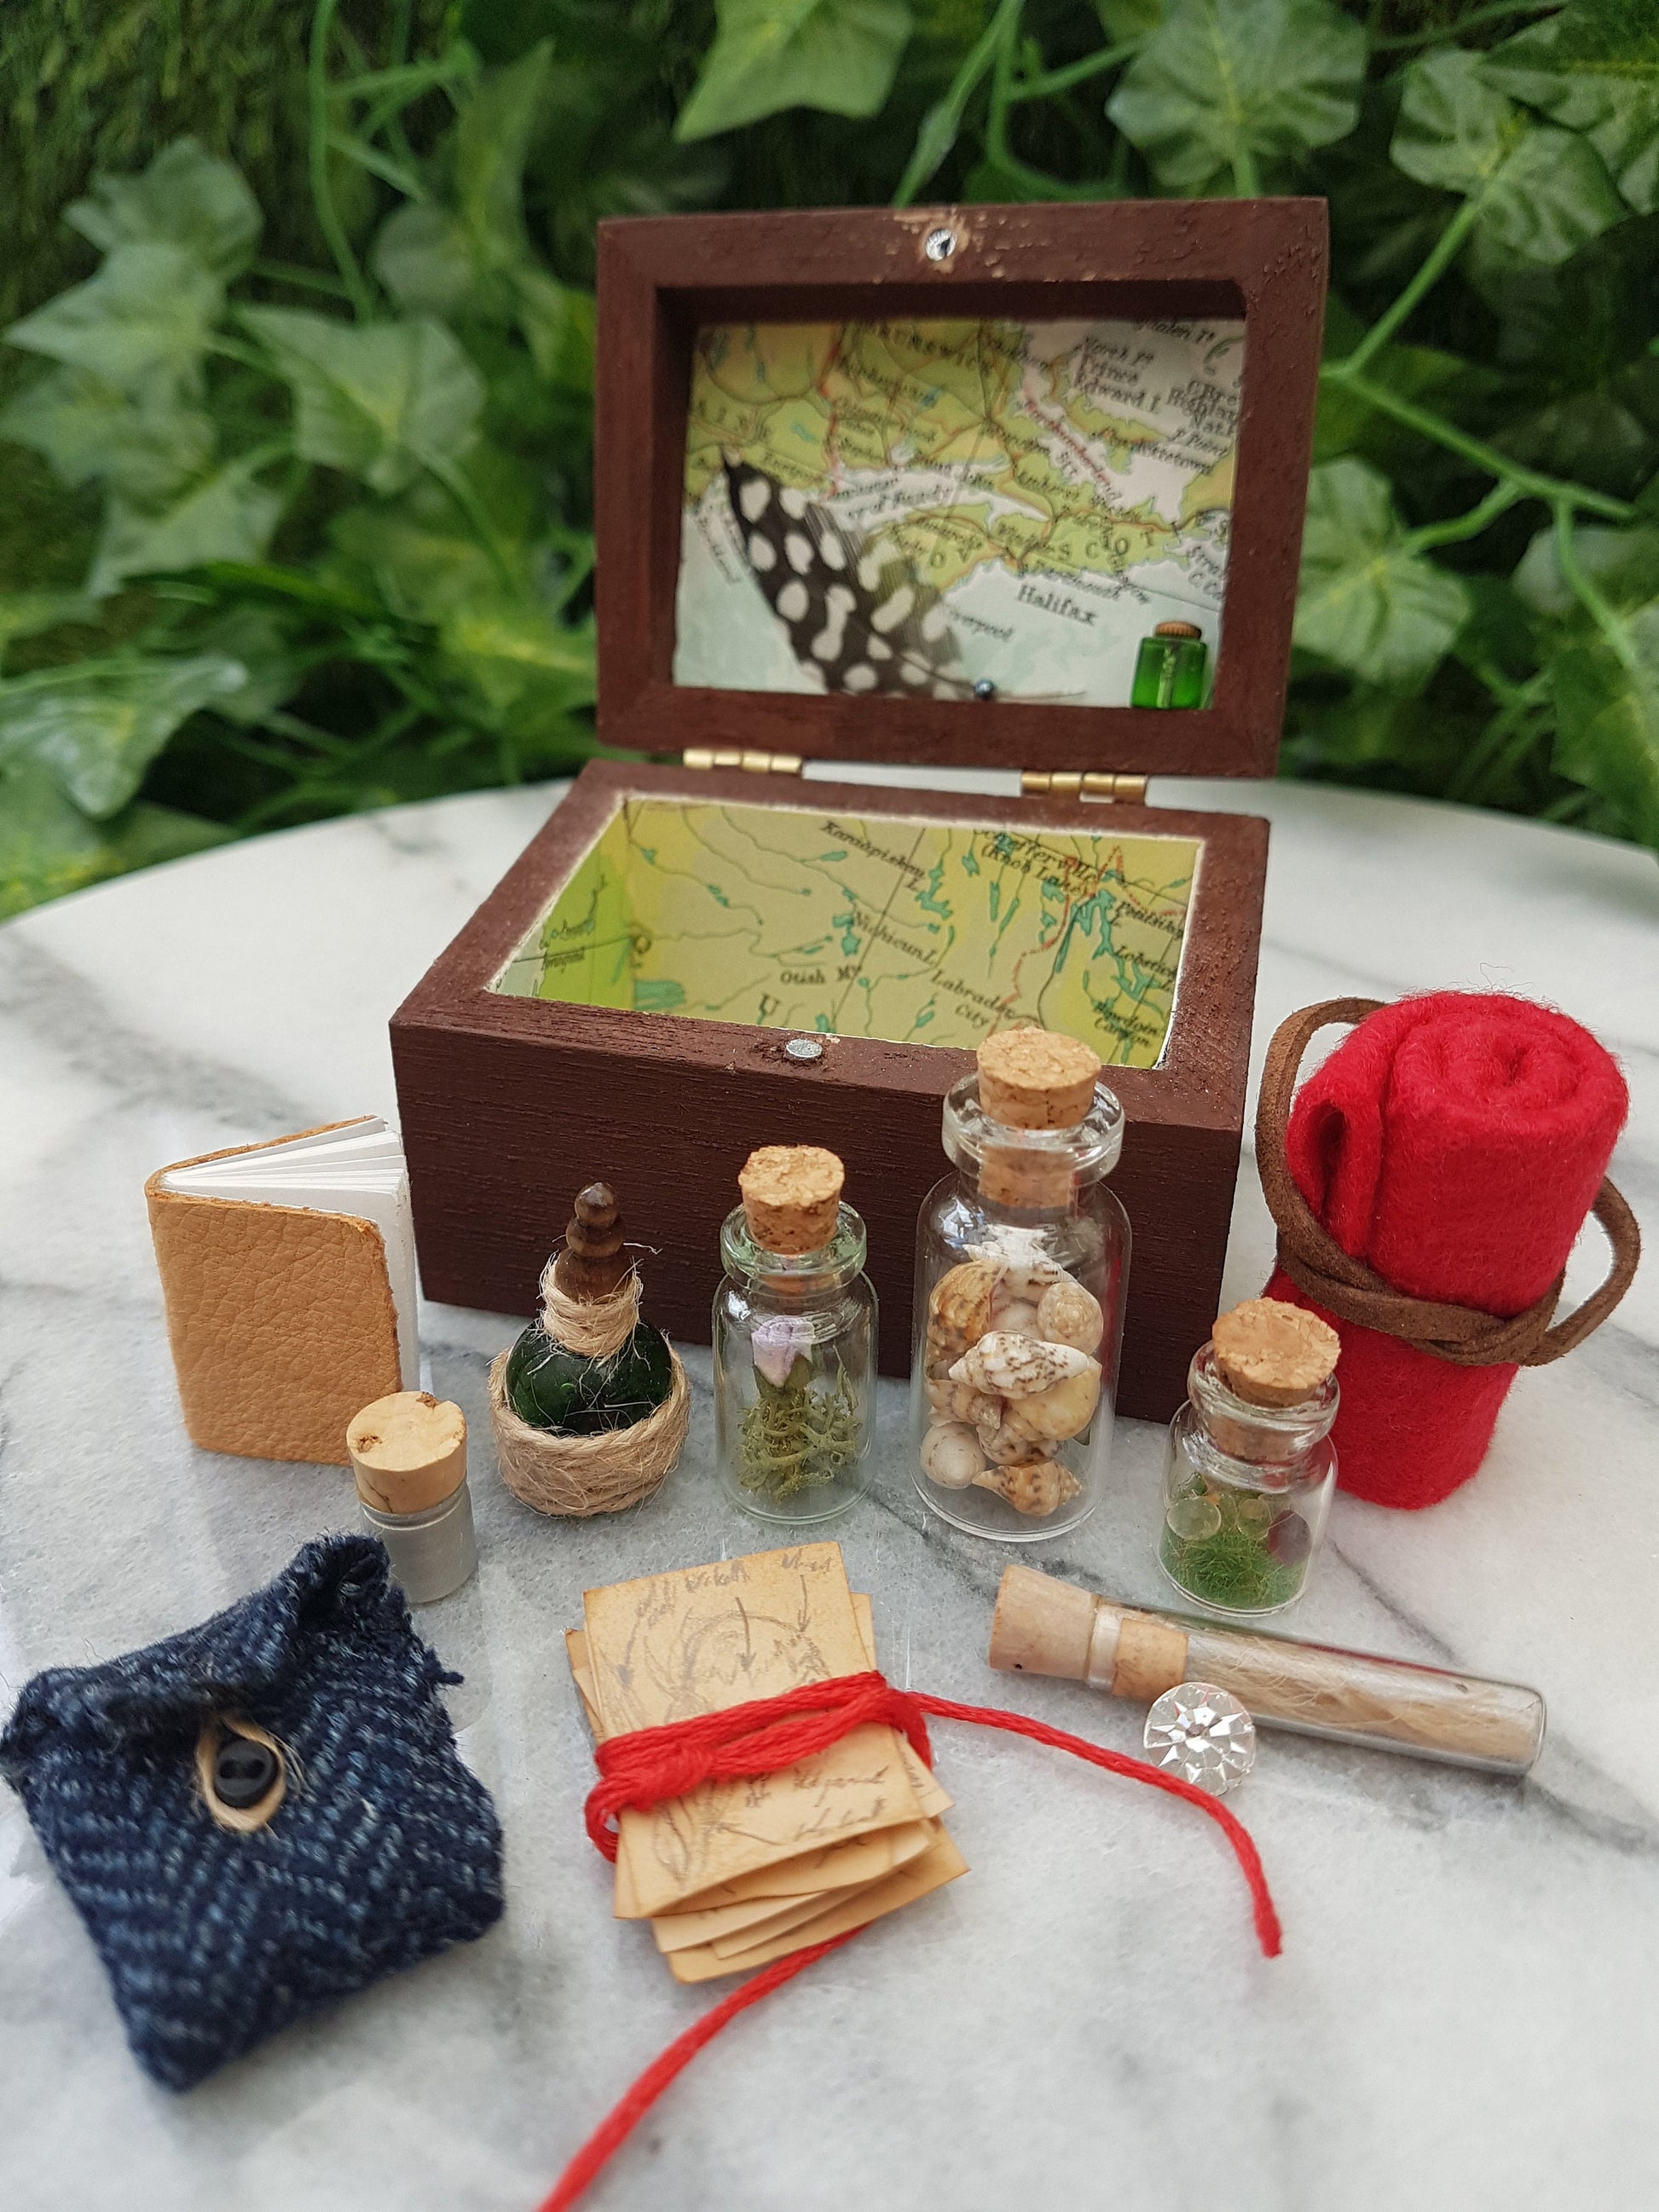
[{"x1": 146, "y1": 1125, "x2": 402, "y2": 1466}]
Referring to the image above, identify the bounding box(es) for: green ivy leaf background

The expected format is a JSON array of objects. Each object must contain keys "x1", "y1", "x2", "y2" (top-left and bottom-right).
[{"x1": 1, "y1": 0, "x2": 1656, "y2": 918}]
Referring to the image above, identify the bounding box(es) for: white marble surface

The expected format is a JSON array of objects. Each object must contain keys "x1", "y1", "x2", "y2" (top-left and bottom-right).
[{"x1": 1, "y1": 769, "x2": 1656, "y2": 2212}]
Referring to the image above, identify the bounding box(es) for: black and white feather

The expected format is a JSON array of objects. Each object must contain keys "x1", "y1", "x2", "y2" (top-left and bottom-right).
[{"x1": 723, "y1": 455, "x2": 970, "y2": 700}]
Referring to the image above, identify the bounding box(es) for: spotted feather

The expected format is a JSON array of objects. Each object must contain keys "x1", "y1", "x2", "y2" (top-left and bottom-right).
[{"x1": 723, "y1": 455, "x2": 968, "y2": 699}]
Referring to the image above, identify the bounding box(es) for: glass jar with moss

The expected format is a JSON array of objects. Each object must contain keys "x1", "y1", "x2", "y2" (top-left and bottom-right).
[
  {"x1": 1159, "y1": 1299, "x2": 1340, "y2": 1617},
  {"x1": 713, "y1": 1146, "x2": 876, "y2": 1523}
]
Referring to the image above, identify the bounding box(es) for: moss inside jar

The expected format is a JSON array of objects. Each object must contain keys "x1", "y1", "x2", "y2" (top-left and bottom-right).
[{"x1": 505, "y1": 1184, "x2": 673, "y2": 1435}]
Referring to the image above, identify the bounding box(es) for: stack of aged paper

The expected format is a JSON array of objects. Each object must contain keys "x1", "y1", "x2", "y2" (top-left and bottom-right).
[{"x1": 567, "y1": 1542, "x2": 966, "y2": 1983}]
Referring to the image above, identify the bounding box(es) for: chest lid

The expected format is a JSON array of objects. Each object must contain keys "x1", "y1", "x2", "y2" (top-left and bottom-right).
[{"x1": 593, "y1": 199, "x2": 1327, "y2": 784}]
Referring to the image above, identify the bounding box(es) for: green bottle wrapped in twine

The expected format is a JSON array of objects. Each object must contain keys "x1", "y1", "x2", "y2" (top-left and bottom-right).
[{"x1": 489, "y1": 1182, "x2": 689, "y2": 1516}]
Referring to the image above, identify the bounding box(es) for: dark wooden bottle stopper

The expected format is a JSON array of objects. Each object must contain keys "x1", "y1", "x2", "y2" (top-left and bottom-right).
[{"x1": 552, "y1": 1183, "x2": 630, "y2": 1302}]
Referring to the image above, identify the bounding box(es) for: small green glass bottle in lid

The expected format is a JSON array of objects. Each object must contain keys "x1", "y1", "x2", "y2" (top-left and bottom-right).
[{"x1": 1131, "y1": 620, "x2": 1209, "y2": 709}]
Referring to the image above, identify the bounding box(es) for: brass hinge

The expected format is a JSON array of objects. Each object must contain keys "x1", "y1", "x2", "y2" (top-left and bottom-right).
[
  {"x1": 1021, "y1": 770, "x2": 1148, "y2": 806},
  {"x1": 683, "y1": 747, "x2": 804, "y2": 776}
]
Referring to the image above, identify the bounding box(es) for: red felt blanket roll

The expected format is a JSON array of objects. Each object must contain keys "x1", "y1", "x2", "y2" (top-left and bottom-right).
[{"x1": 1265, "y1": 992, "x2": 1628, "y2": 1509}]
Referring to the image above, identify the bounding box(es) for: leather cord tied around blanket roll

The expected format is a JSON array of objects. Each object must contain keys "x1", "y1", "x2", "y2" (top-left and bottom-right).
[{"x1": 1257, "y1": 998, "x2": 1639, "y2": 1368}]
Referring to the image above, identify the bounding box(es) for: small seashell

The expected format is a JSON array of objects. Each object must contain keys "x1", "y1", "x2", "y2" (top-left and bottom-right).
[
  {"x1": 970, "y1": 1459, "x2": 1083, "y2": 1517},
  {"x1": 950, "y1": 1331, "x2": 1092, "y2": 1401},
  {"x1": 926, "y1": 1375, "x2": 1000, "y2": 1428},
  {"x1": 970, "y1": 1226, "x2": 1063, "y2": 1302},
  {"x1": 928, "y1": 1259, "x2": 998, "y2": 1347},
  {"x1": 976, "y1": 1410, "x2": 1059, "y2": 1464},
  {"x1": 919, "y1": 1421, "x2": 986, "y2": 1489},
  {"x1": 989, "y1": 1294, "x2": 1042, "y2": 1337},
  {"x1": 1036, "y1": 1277, "x2": 1104, "y2": 1356},
  {"x1": 999, "y1": 1360, "x2": 1102, "y2": 1442}
]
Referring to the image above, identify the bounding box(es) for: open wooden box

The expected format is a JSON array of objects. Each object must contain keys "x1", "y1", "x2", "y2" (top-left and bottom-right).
[{"x1": 390, "y1": 200, "x2": 1327, "y2": 1421}]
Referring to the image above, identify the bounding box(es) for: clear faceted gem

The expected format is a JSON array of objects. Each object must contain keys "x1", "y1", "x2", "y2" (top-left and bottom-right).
[{"x1": 1144, "y1": 1682, "x2": 1257, "y2": 1796}]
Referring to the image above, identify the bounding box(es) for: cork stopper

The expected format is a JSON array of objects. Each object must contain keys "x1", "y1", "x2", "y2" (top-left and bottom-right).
[
  {"x1": 738, "y1": 1145, "x2": 844, "y2": 1255},
  {"x1": 347, "y1": 1392, "x2": 467, "y2": 1514},
  {"x1": 1154, "y1": 620, "x2": 1202, "y2": 640},
  {"x1": 552, "y1": 1183, "x2": 630, "y2": 1302},
  {"x1": 1211, "y1": 1297, "x2": 1340, "y2": 1408},
  {"x1": 976, "y1": 1028, "x2": 1101, "y2": 1130},
  {"x1": 989, "y1": 1563, "x2": 1097, "y2": 1680}
]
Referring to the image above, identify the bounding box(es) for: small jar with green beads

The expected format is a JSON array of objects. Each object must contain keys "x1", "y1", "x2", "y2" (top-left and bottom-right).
[{"x1": 1158, "y1": 1298, "x2": 1340, "y2": 1616}]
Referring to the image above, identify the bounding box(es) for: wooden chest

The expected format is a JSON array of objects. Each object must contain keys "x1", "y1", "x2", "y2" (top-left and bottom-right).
[{"x1": 390, "y1": 199, "x2": 1327, "y2": 1422}]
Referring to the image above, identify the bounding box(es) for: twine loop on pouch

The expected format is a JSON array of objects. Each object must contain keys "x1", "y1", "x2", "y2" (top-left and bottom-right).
[{"x1": 1257, "y1": 997, "x2": 1639, "y2": 1367}]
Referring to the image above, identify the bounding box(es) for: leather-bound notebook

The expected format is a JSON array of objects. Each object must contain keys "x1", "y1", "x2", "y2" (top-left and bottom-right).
[{"x1": 146, "y1": 1118, "x2": 419, "y2": 1465}]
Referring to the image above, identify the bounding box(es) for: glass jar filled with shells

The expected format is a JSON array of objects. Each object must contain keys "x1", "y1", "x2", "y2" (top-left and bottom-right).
[
  {"x1": 714, "y1": 1145, "x2": 877, "y2": 1524},
  {"x1": 910, "y1": 1029, "x2": 1130, "y2": 1540},
  {"x1": 1159, "y1": 1299, "x2": 1340, "y2": 1615}
]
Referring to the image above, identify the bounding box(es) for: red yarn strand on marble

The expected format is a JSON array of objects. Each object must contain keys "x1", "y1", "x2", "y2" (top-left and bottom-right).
[{"x1": 545, "y1": 1676, "x2": 1281, "y2": 2210}]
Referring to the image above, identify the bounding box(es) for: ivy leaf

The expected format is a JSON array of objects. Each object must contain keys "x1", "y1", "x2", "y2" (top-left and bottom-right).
[
  {"x1": 65, "y1": 138, "x2": 263, "y2": 279},
  {"x1": 1293, "y1": 458, "x2": 1471, "y2": 690},
  {"x1": 512, "y1": 268, "x2": 594, "y2": 393},
  {"x1": 1107, "y1": 0, "x2": 1365, "y2": 194},
  {"x1": 0, "y1": 758, "x2": 108, "y2": 916},
  {"x1": 0, "y1": 655, "x2": 246, "y2": 817},
  {"x1": 372, "y1": 205, "x2": 477, "y2": 319},
  {"x1": 1488, "y1": 215, "x2": 1659, "y2": 500},
  {"x1": 1512, "y1": 522, "x2": 1659, "y2": 621},
  {"x1": 453, "y1": 42, "x2": 552, "y2": 281},
  {"x1": 0, "y1": 365, "x2": 217, "y2": 503},
  {"x1": 675, "y1": 0, "x2": 916, "y2": 141},
  {"x1": 1094, "y1": 0, "x2": 1164, "y2": 35},
  {"x1": 0, "y1": 758, "x2": 230, "y2": 919},
  {"x1": 438, "y1": 596, "x2": 596, "y2": 717},
  {"x1": 0, "y1": 591, "x2": 99, "y2": 663},
  {"x1": 373, "y1": 43, "x2": 553, "y2": 317},
  {"x1": 1548, "y1": 609, "x2": 1659, "y2": 845},
  {"x1": 89, "y1": 453, "x2": 285, "y2": 598},
  {"x1": 240, "y1": 309, "x2": 484, "y2": 494},
  {"x1": 189, "y1": 608, "x2": 308, "y2": 727},
  {"x1": 1483, "y1": 0, "x2": 1659, "y2": 216},
  {"x1": 5, "y1": 243, "x2": 223, "y2": 390},
  {"x1": 1391, "y1": 50, "x2": 1623, "y2": 272}
]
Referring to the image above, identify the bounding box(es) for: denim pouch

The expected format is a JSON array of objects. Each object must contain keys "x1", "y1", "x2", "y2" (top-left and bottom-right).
[{"x1": 0, "y1": 1533, "x2": 504, "y2": 2091}]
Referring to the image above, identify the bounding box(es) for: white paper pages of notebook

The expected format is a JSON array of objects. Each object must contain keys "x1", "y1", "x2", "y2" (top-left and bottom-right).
[{"x1": 160, "y1": 1117, "x2": 419, "y2": 1386}]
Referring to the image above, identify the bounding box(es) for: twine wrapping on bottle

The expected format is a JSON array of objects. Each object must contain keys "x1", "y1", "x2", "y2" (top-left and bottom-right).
[
  {"x1": 488, "y1": 1253, "x2": 690, "y2": 1518},
  {"x1": 540, "y1": 1259, "x2": 640, "y2": 1358},
  {"x1": 1257, "y1": 997, "x2": 1639, "y2": 1367}
]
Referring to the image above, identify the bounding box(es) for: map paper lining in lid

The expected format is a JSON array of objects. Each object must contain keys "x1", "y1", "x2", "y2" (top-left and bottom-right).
[{"x1": 592, "y1": 200, "x2": 1328, "y2": 782}]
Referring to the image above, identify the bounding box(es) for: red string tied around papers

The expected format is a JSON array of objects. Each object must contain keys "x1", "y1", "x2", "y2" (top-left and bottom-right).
[
  {"x1": 547, "y1": 1672, "x2": 1283, "y2": 2212},
  {"x1": 584, "y1": 1670, "x2": 932, "y2": 1861}
]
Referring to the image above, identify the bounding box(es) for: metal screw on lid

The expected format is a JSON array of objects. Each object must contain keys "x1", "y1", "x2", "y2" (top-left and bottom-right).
[
  {"x1": 922, "y1": 227, "x2": 958, "y2": 263},
  {"x1": 783, "y1": 1037, "x2": 824, "y2": 1063}
]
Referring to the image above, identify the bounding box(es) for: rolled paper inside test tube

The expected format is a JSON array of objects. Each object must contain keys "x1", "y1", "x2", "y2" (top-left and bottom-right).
[{"x1": 989, "y1": 1564, "x2": 1546, "y2": 1776}]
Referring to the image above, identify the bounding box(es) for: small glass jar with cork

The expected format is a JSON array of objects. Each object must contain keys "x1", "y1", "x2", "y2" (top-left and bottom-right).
[
  {"x1": 1131, "y1": 620, "x2": 1209, "y2": 709},
  {"x1": 910, "y1": 1028, "x2": 1130, "y2": 1540},
  {"x1": 712, "y1": 1145, "x2": 877, "y2": 1523},
  {"x1": 347, "y1": 1391, "x2": 477, "y2": 1605},
  {"x1": 1159, "y1": 1298, "x2": 1340, "y2": 1615}
]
